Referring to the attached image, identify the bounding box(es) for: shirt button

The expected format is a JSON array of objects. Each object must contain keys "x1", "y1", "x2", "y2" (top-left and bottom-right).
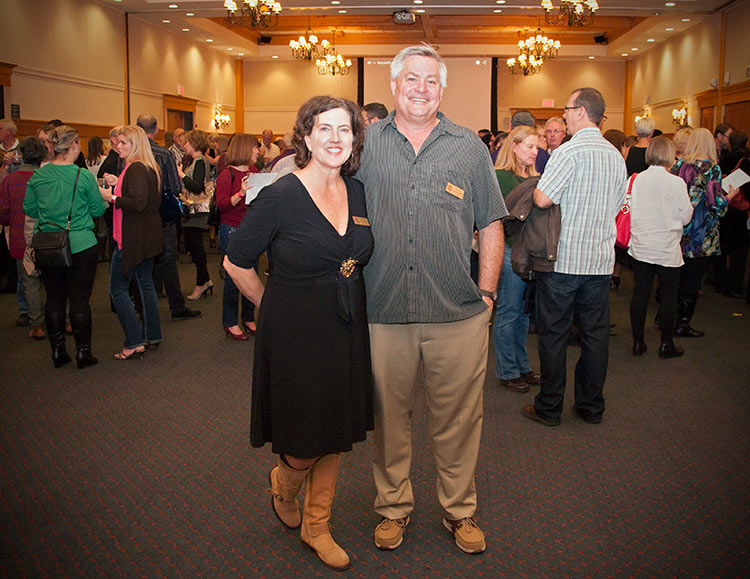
[
  {"x1": 409, "y1": 238, "x2": 413, "y2": 244},
  {"x1": 409, "y1": 266, "x2": 414, "y2": 271},
  {"x1": 408, "y1": 210, "x2": 414, "y2": 216}
]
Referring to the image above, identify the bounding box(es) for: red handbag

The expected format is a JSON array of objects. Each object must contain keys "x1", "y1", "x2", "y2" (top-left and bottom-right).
[{"x1": 615, "y1": 173, "x2": 637, "y2": 249}]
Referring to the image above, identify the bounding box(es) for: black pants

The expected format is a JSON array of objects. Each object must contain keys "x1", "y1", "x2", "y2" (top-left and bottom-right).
[
  {"x1": 718, "y1": 208, "x2": 749, "y2": 295},
  {"x1": 679, "y1": 256, "x2": 707, "y2": 296},
  {"x1": 630, "y1": 258, "x2": 680, "y2": 343},
  {"x1": 41, "y1": 245, "x2": 98, "y2": 318},
  {"x1": 182, "y1": 227, "x2": 209, "y2": 286},
  {"x1": 535, "y1": 272, "x2": 610, "y2": 421}
]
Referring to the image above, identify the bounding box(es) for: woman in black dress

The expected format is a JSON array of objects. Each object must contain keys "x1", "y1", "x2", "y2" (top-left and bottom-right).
[{"x1": 224, "y1": 96, "x2": 371, "y2": 571}]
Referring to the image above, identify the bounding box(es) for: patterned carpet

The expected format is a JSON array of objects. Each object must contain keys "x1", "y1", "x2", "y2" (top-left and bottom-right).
[{"x1": 1, "y1": 246, "x2": 748, "y2": 577}]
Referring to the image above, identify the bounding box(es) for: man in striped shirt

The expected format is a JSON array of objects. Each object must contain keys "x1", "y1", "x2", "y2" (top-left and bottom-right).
[
  {"x1": 523, "y1": 87, "x2": 627, "y2": 427},
  {"x1": 357, "y1": 44, "x2": 506, "y2": 555}
]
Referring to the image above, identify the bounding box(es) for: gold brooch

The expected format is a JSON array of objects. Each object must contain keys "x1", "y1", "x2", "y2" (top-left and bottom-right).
[{"x1": 339, "y1": 258, "x2": 359, "y2": 278}]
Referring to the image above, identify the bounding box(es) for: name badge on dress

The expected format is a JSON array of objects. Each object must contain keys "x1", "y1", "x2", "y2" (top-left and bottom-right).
[
  {"x1": 445, "y1": 182, "x2": 464, "y2": 199},
  {"x1": 352, "y1": 216, "x2": 370, "y2": 226}
]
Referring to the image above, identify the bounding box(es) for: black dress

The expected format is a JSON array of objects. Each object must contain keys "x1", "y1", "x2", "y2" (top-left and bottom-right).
[{"x1": 227, "y1": 173, "x2": 374, "y2": 458}]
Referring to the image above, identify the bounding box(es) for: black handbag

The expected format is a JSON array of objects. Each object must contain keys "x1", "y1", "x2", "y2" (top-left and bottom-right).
[{"x1": 31, "y1": 168, "x2": 80, "y2": 269}]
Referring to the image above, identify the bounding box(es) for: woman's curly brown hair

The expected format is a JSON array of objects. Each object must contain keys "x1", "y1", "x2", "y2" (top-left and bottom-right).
[{"x1": 292, "y1": 96, "x2": 364, "y2": 176}]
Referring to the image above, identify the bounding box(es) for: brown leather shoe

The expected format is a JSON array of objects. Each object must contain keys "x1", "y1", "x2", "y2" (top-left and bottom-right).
[
  {"x1": 29, "y1": 325, "x2": 45, "y2": 340},
  {"x1": 521, "y1": 370, "x2": 540, "y2": 385},
  {"x1": 374, "y1": 516, "x2": 410, "y2": 550},
  {"x1": 521, "y1": 404, "x2": 561, "y2": 426},
  {"x1": 443, "y1": 517, "x2": 486, "y2": 554},
  {"x1": 501, "y1": 377, "x2": 529, "y2": 393}
]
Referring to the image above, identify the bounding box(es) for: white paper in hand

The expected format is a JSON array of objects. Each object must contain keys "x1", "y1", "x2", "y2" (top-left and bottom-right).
[
  {"x1": 244, "y1": 173, "x2": 278, "y2": 204},
  {"x1": 722, "y1": 168, "x2": 750, "y2": 193}
]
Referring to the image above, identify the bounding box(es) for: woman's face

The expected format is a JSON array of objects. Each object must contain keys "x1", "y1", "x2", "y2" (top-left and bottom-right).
[
  {"x1": 304, "y1": 107, "x2": 353, "y2": 171},
  {"x1": 250, "y1": 144, "x2": 260, "y2": 164},
  {"x1": 183, "y1": 140, "x2": 195, "y2": 155},
  {"x1": 512, "y1": 134, "x2": 539, "y2": 169},
  {"x1": 116, "y1": 135, "x2": 132, "y2": 160}
]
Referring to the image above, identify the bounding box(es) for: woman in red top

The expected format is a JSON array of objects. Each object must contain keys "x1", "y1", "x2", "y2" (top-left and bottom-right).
[{"x1": 216, "y1": 134, "x2": 260, "y2": 340}]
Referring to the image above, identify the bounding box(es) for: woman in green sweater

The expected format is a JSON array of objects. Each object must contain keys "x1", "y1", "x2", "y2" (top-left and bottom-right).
[
  {"x1": 492, "y1": 125, "x2": 542, "y2": 392},
  {"x1": 24, "y1": 126, "x2": 108, "y2": 368}
]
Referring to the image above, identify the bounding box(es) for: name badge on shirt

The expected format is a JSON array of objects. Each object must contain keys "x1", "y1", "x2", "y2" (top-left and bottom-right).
[
  {"x1": 352, "y1": 216, "x2": 370, "y2": 226},
  {"x1": 445, "y1": 182, "x2": 464, "y2": 200}
]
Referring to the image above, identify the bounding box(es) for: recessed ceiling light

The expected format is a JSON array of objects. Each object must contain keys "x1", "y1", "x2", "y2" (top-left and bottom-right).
[
  {"x1": 665, "y1": 2, "x2": 675, "y2": 6},
  {"x1": 415, "y1": 9, "x2": 425, "y2": 12},
  {"x1": 631, "y1": 47, "x2": 638, "y2": 51},
  {"x1": 272, "y1": 55, "x2": 279, "y2": 59},
  {"x1": 169, "y1": 3, "x2": 178, "y2": 7},
  {"x1": 206, "y1": 39, "x2": 213, "y2": 43},
  {"x1": 112, "y1": 0, "x2": 122, "y2": 2},
  {"x1": 496, "y1": 0, "x2": 506, "y2": 3},
  {"x1": 665, "y1": 27, "x2": 674, "y2": 31},
  {"x1": 238, "y1": 53, "x2": 245, "y2": 56},
  {"x1": 331, "y1": 0, "x2": 340, "y2": 3},
  {"x1": 182, "y1": 28, "x2": 190, "y2": 32},
  {"x1": 681, "y1": 18, "x2": 690, "y2": 22},
  {"x1": 493, "y1": 9, "x2": 502, "y2": 12},
  {"x1": 162, "y1": 20, "x2": 170, "y2": 23},
  {"x1": 588, "y1": 56, "x2": 595, "y2": 60},
  {"x1": 186, "y1": 12, "x2": 194, "y2": 16},
  {"x1": 338, "y1": 9, "x2": 347, "y2": 13},
  {"x1": 413, "y1": 0, "x2": 423, "y2": 4},
  {"x1": 647, "y1": 38, "x2": 655, "y2": 42},
  {"x1": 227, "y1": 47, "x2": 233, "y2": 51},
  {"x1": 621, "y1": 53, "x2": 628, "y2": 57}
]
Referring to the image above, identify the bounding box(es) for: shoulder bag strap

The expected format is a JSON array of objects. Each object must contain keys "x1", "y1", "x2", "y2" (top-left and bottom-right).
[
  {"x1": 623, "y1": 172, "x2": 637, "y2": 209},
  {"x1": 65, "y1": 168, "x2": 82, "y2": 230}
]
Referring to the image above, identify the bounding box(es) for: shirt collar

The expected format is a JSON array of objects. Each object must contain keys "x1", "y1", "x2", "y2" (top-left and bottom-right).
[
  {"x1": 377, "y1": 110, "x2": 463, "y2": 139},
  {"x1": 1, "y1": 138, "x2": 19, "y2": 152}
]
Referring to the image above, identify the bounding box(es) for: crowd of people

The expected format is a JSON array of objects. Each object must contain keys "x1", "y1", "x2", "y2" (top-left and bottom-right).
[{"x1": 1, "y1": 43, "x2": 748, "y2": 571}]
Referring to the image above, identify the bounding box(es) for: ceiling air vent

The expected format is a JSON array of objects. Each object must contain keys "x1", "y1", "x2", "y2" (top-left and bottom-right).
[{"x1": 394, "y1": 10, "x2": 416, "y2": 25}]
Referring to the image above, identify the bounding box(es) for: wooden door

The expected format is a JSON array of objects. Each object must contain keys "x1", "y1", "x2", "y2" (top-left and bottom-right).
[
  {"x1": 724, "y1": 101, "x2": 750, "y2": 133},
  {"x1": 166, "y1": 109, "x2": 188, "y2": 132},
  {"x1": 701, "y1": 107, "x2": 715, "y2": 131}
]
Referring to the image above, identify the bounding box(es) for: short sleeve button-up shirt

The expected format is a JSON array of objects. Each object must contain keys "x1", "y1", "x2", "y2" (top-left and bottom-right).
[
  {"x1": 357, "y1": 112, "x2": 507, "y2": 324},
  {"x1": 537, "y1": 126, "x2": 627, "y2": 275}
]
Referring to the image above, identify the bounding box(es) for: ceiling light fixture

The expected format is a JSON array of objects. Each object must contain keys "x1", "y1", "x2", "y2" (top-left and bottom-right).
[
  {"x1": 316, "y1": 32, "x2": 352, "y2": 76},
  {"x1": 541, "y1": 0, "x2": 598, "y2": 27},
  {"x1": 213, "y1": 105, "x2": 230, "y2": 129},
  {"x1": 290, "y1": 26, "x2": 333, "y2": 61},
  {"x1": 225, "y1": 0, "x2": 281, "y2": 29},
  {"x1": 672, "y1": 101, "x2": 688, "y2": 125},
  {"x1": 506, "y1": 27, "x2": 560, "y2": 76}
]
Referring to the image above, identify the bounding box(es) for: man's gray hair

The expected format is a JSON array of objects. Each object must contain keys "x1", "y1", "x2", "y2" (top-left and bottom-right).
[
  {"x1": 0, "y1": 119, "x2": 17, "y2": 135},
  {"x1": 390, "y1": 44, "x2": 447, "y2": 89},
  {"x1": 511, "y1": 110, "x2": 535, "y2": 129}
]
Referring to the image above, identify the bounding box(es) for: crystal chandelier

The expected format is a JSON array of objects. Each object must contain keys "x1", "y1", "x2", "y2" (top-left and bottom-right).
[
  {"x1": 541, "y1": 0, "x2": 599, "y2": 27},
  {"x1": 290, "y1": 28, "x2": 333, "y2": 61},
  {"x1": 507, "y1": 28, "x2": 560, "y2": 76},
  {"x1": 225, "y1": 0, "x2": 281, "y2": 28},
  {"x1": 316, "y1": 51, "x2": 352, "y2": 76},
  {"x1": 672, "y1": 101, "x2": 688, "y2": 126}
]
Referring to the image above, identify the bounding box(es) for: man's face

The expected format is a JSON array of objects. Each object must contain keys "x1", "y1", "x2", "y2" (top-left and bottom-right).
[
  {"x1": 262, "y1": 130, "x2": 273, "y2": 146},
  {"x1": 563, "y1": 92, "x2": 584, "y2": 135},
  {"x1": 720, "y1": 129, "x2": 733, "y2": 150},
  {"x1": 391, "y1": 55, "x2": 444, "y2": 124},
  {"x1": 545, "y1": 121, "x2": 565, "y2": 149}
]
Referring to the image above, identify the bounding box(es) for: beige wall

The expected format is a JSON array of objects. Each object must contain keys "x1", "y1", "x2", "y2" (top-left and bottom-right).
[
  {"x1": 2, "y1": 0, "x2": 125, "y2": 126},
  {"x1": 497, "y1": 59, "x2": 626, "y2": 132},
  {"x1": 243, "y1": 59, "x2": 358, "y2": 135},
  {"x1": 629, "y1": 16, "x2": 721, "y2": 133},
  {"x1": 128, "y1": 16, "x2": 237, "y2": 132},
  {"x1": 723, "y1": 1, "x2": 750, "y2": 86}
]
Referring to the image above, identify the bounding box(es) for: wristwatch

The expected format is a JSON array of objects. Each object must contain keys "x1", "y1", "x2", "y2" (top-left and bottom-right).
[{"x1": 479, "y1": 288, "x2": 496, "y2": 301}]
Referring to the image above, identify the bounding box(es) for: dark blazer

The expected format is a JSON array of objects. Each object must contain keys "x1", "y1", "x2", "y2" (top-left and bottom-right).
[
  {"x1": 115, "y1": 162, "x2": 163, "y2": 274},
  {"x1": 502, "y1": 176, "x2": 561, "y2": 278}
]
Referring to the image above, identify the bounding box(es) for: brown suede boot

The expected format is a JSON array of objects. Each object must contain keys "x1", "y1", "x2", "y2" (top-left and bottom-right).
[
  {"x1": 268, "y1": 456, "x2": 311, "y2": 529},
  {"x1": 300, "y1": 453, "x2": 350, "y2": 571}
]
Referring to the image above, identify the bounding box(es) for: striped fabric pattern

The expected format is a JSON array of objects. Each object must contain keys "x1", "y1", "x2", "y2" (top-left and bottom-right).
[
  {"x1": 358, "y1": 112, "x2": 507, "y2": 324},
  {"x1": 538, "y1": 127, "x2": 627, "y2": 275}
]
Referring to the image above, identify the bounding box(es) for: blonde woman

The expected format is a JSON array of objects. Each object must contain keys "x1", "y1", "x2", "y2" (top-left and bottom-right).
[
  {"x1": 670, "y1": 127, "x2": 739, "y2": 337},
  {"x1": 100, "y1": 125, "x2": 163, "y2": 359},
  {"x1": 492, "y1": 126, "x2": 541, "y2": 392}
]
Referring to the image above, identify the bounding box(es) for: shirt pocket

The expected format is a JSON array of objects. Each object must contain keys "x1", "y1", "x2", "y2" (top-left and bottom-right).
[{"x1": 429, "y1": 170, "x2": 469, "y2": 214}]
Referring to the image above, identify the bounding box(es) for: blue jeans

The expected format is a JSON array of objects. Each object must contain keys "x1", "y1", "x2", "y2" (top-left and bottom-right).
[
  {"x1": 493, "y1": 247, "x2": 531, "y2": 380},
  {"x1": 109, "y1": 247, "x2": 162, "y2": 349},
  {"x1": 534, "y1": 272, "x2": 610, "y2": 421},
  {"x1": 218, "y1": 223, "x2": 255, "y2": 327}
]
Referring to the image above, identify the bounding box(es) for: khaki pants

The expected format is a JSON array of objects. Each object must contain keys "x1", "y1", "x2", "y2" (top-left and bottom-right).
[{"x1": 369, "y1": 309, "x2": 490, "y2": 521}]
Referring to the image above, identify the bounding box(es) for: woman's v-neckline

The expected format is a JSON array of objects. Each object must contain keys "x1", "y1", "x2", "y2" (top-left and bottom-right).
[{"x1": 292, "y1": 173, "x2": 351, "y2": 238}]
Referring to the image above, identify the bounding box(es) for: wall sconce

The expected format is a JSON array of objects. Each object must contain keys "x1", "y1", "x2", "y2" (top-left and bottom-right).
[
  {"x1": 634, "y1": 105, "x2": 651, "y2": 124},
  {"x1": 213, "y1": 105, "x2": 231, "y2": 129},
  {"x1": 672, "y1": 101, "x2": 688, "y2": 126}
]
